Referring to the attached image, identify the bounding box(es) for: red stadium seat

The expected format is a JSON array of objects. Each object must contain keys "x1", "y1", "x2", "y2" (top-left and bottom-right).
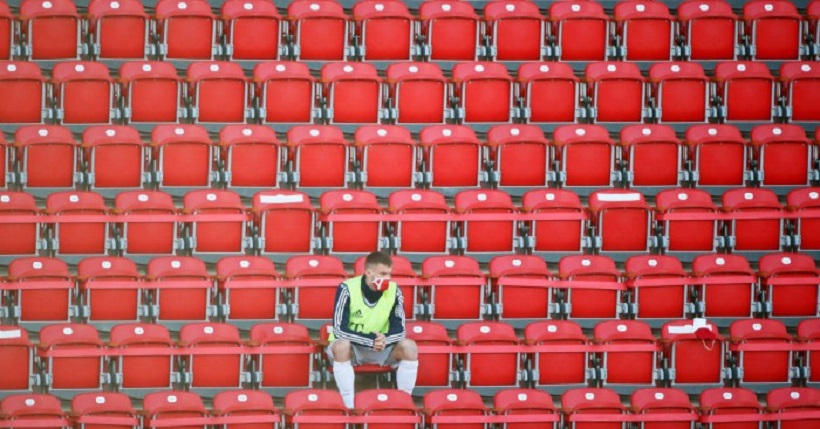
[
  {"x1": 730, "y1": 319, "x2": 795, "y2": 386},
  {"x1": 490, "y1": 255, "x2": 552, "y2": 322},
  {"x1": 114, "y1": 190, "x2": 179, "y2": 256},
  {"x1": 585, "y1": 61, "x2": 646, "y2": 123},
  {"x1": 51, "y1": 61, "x2": 114, "y2": 124},
  {"x1": 722, "y1": 187, "x2": 785, "y2": 252},
  {"x1": 0, "y1": 394, "x2": 68, "y2": 427},
  {"x1": 352, "y1": 0, "x2": 414, "y2": 61},
  {"x1": 630, "y1": 388, "x2": 698, "y2": 429},
  {"x1": 284, "y1": 389, "x2": 349, "y2": 429},
  {"x1": 356, "y1": 389, "x2": 420, "y2": 429},
  {"x1": 253, "y1": 61, "x2": 315, "y2": 124},
  {"x1": 684, "y1": 124, "x2": 748, "y2": 188},
  {"x1": 516, "y1": 62, "x2": 579, "y2": 124},
  {"x1": 252, "y1": 190, "x2": 315, "y2": 255},
  {"x1": 354, "y1": 125, "x2": 417, "y2": 190},
  {"x1": 588, "y1": 189, "x2": 651, "y2": 253},
  {"x1": 420, "y1": 125, "x2": 482, "y2": 188},
  {"x1": 649, "y1": 62, "x2": 710, "y2": 123},
  {"x1": 88, "y1": 0, "x2": 149, "y2": 60},
  {"x1": 548, "y1": 1, "x2": 609, "y2": 62},
  {"x1": 321, "y1": 191, "x2": 382, "y2": 256},
  {"x1": 285, "y1": 255, "x2": 347, "y2": 324},
  {"x1": 217, "y1": 256, "x2": 282, "y2": 323},
  {"x1": 187, "y1": 61, "x2": 249, "y2": 124},
  {"x1": 654, "y1": 188, "x2": 719, "y2": 253},
  {"x1": 787, "y1": 187, "x2": 820, "y2": 251},
  {"x1": 221, "y1": 0, "x2": 282, "y2": 60},
  {"x1": 743, "y1": 0, "x2": 803, "y2": 60},
  {"x1": 407, "y1": 321, "x2": 454, "y2": 388},
  {"x1": 0, "y1": 61, "x2": 47, "y2": 124},
  {"x1": 552, "y1": 124, "x2": 616, "y2": 188},
  {"x1": 119, "y1": 61, "x2": 183, "y2": 124},
  {"x1": 146, "y1": 256, "x2": 213, "y2": 323},
  {"x1": 661, "y1": 319, "x2": 725, "y2": 387},
  {"x1": 219, "y1": 125, "x2": 283, "y2": 189},
  {"x1": 483, "y1": 1, "x2": 545, "y2": 61},
  {"x1": 287, "y1": 0, "x2": 349, "y2": 61},
  {"x1": 691, "y1": 254, "x2": 757, "y2": 319},
  {"x1": 0, "y1": 326, "x2": 34, "y2": 392},
  {"x1": 798, "y1": 319, "x2": 820, "y2": 384},
  {"x1": 619, "y1": 124, "x2": 683, "y2": 188},
  {"x1": 625, "y1": 255, "x2": 690, "y2": 321},
  {"x1": 353, "y1": 255, "x2": 417, "y2": 320},
  {"x1": 386, "y1": 62, "x2": 448, "y2": 124},
  {"x1": 454, "y1": 189, "x2": 518, "y2": 254},
  {"x1": 6, "y1": 257, "x2": 74, "y2": 324},
  {"x1": 155, "y1": 0, "x2": 217, "y2": 60},
  {"x1": 179, "y1": 322, "x2": 247, "y2": 389},
  {"x1": 557, "y1": 255, "x2": 622, "y2": 320},
  {"x1": 19, "y1": 0, "x2": 81, "y2": 60},
  {"x1": 522, "y1": 189, "x2": 587, "y2": 254},
  {"x1": 780, "y1": 62, "x2": 820, "y2": 122},
  {"x1": 419, "y1": 0, "x2": 480, "y2": 61},
  {"x1": 109, "y1": 323, "x2": 174, "y2": 391},
  {"x1": 287, "y1": 125, "x2": 350, "y2": 189},
  {"x1": 423, "y1": 389, "x2": 489, "y2": 429},
  {"x1": 494, "y1": 388, "x2": 559, "y2": 429},
  {"x1": 82, "y1": 125, "x2": 145, "y2": 191},
  {"x1": 614, "y1": 1, "x2": 675, "y2": 61},
  {"x1": 46, "y1": 191, "x2": 111, "y2": 257},
  {"x1": 458, "y1": 321, "x2": 522, "y2": 388},
  {"x1": 758, "y1": 253, "x2": 820, "y2": 318},
  {"x1": 750, "y1": 124, "x2": 815, "y2": 187},
  {"x1": 212, "y1": 390, "x2": 280, "y2": 427},
  {"x1": 151, "y1": 124, "x2": 215, "y2": 189},
  {"x1": 250, "y1": 322, "x2": 316, "y2": 389},
  {"x1": 766, "y1": 387, "x2": 820, "y2": 429},
  {"x1": 714, "y1": 61, "x2": 776, "y2": 122},
  {"x1": 451, "y1": 62, "x2": 513, "y2": 123},
  {"x1": 0, "y1": 3, "x2": 11, "y2": 60},
  {"x1": 422, "y1": 255, "x2": 486, "y2": 323},
  {"x1": 15, "y1": 125, "x2": 79, "y2": 190},
  {"x1": 78, "y1": 256, "x2": 142, "y2": 323},
  {"x1": 142, "y1": 391, "x2": 208, "y2": 429},
  {"x1": 321, "y1": 62, "x2": 383, "y2": 124},
  {"x1": 525, "y1": 320, "x2": 589, "y2": 387},
  {"x1": 0, "y1": 192, "x2": 41, "y2": 256},
  {"x1": 486, "y1": 124, "x2": 550, "y2": 188},
  {"x1": 39, "y1": 324, "x2": 104, "y2": 391},
  {"x1": 594, "y1": 320, "x2": 658, "y2": 387},
  {"x1": 677, "y1": 0, "x2": 739, "y2": 60},
  {"x1": 183, "y1": 189, "x2": 249, "y2": 256},
  {"x1": 71, "y1": 392, "x2": 137, "y2": 429},
  {"x1": 388, "y1": 190, "x2": 452, "y2": 256},
  {"x1": 561, "y1": 388, "x2": 627, "y2": 429}
]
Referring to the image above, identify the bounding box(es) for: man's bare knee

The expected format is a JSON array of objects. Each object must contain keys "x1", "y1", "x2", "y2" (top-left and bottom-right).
[
  {"x1": 393, "y1": 339, "x2": 418, "y2": 361},
  {"x1": 332, "y1": 339, "x2": 352, "y2": 362}
]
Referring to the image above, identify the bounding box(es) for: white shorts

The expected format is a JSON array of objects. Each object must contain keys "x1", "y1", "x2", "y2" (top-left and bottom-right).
[{"x1": 327, "y1": 340, "x2": 398, "y2": 367}]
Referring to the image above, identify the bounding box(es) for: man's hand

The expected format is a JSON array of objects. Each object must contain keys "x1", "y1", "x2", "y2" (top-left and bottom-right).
[{"x1": 373, "y1": 332, "x2": 386, "y2": 352}]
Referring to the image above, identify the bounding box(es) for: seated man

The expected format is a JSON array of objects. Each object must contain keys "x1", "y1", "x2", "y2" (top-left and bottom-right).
[{"x1": 327, "y1": 251, "x2": 418, "y2": 407}]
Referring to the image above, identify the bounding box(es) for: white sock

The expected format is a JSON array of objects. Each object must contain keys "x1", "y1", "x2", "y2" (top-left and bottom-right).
[
  {"x1": 333, "y1": 360, "x2": 355, "y2": 408},
  {"x1": 396, "y1": 360, "x2": 419, "y2": 395}
]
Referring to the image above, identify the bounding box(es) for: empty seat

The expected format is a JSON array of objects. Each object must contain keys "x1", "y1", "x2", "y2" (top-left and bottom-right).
[
  {"x1": 649, "y1": 62, "x2": 709, "y2": 123},
  {"x1": 114, "y1": 190, "x2": 179, "y2": 256},
  {"x1": 548, "y1": 1, "x2": 609, "y2": 61},
  {"x1": 252, "y1": 190, "x2": 315, "y2": 255},
  {"x1": 490, "y1": 255, "x2": 552, "y2": 322},
  {"x1": 146, "y1": 256, "x2": 213, "y2": 322},
  {"x1": 151, "y1": 124, "x2": 215, "y2": 189},
  {"x1": 0, "y1": 326, "x2": 34, "y2": 392},
  {"x1": 155, "y1": 0, "x2": 217, "y2": 60},
  {"x1": 285, "y1": 255, "x2": 348, "y2": 324},
  {"x1": 78, "y1": 256, "x2": 142, "y2": 323},
  {"x1": 187, "y1": 61, "x2": 249, "y2": 123},
  {"x1": 455, "y1": 189, "x2": 518, "y2": 254},
  {"x1": 386, "y1": 62, "x2": 448, "y2": 124},
  {"x1": 451, "y1": 62, "x2": 513, "y2": 123},
  {"x1": 253, "y1": 61, "x2": 315, "y2": 124},
  {"x1": 51, "y1": 61, "x2": 115, "y2": 124},
  {"x1": 758, "y1": 253, "x2": 820, "y2": 318},
  {"x1": 766, "y1": 387, "x2": 820, "y2": 429},
  {"x1": 250, "y1": 323, "x2": 315, "y2": 389},
  {"x1": 352, "y1": 0, "x2": 414, "y2": 61},
  {"x1": 71, "y1": 392, "x2": 138, "y2": 429},
  {"x1": 787, "y1": 187, "x2": 820, "y2": 251},
  {"x1": 588, "y1": 189, "x2": 651, "y2": 252},
  {"x1": 322, "y1": 62, "x2": 383, "y2": 124},
  {"x1": 422, "y1": 255, "x2": 486, "y2": 322},
  {"x1": 630, "y1": 388, "x2": 698, "y2": 429},
  {"x1": 525, "y1": 321, "x2": 589, "y2": 387},
  {"x1": 109, "y1": 323, "x2": 175, "y2": 391},
  {"x1": 625, "y1": 255, "x2": 690, "y2": 321},
  {"x1": 458, "y1": 321, "x2": 522, "y2": 388},
  {"x1": 82, "y1": 125, "x2": 145, "y2": 190},
  {"x1": 419, "y1": 0, "x2": 480, "y2": 61},
  {"x1": 0, "y1": 191, "x2": 41, "y2": 256},
  {"x1": 0, "y1": 394, "x2": 69, "y2": 427},
  {"x1": 552, "y1": 124, "x2": 616, "y2": 188},
  {"x1": 677, "y1": 0, "x2": 739, "y2": 60},
  {"x1": 39, "y1": 324, "x2": 104, "y2": 391},
  {"x1": 183, "y1": 189, "x2": 249, "y2": 255},
  {"x1": 730, "y1": 319, "x2": 795, "y2": 386},
  {"x1": 0, "y1": 61, "x2": 47, "y2": 124},
  {"x1": 522, "y1": 189, "x2": 587, "y2": 254},
  {"x1": 750, "y1": 124, "x2": 814, "y2": 187},
  {"x1": 388, "y1": 190, "x2": 452, "y2": 255},
  {"x1": 692, "y1": 254, "x2": 757, "y2": 319},
  {"x1": 179, "y1": 322, "x2": 247, "y2": 389},
  {"x1": 743, "y1": 0, "x2": 803, "y2": 60},
  {"x1": 557, "y1": 255, "x2": 622, "y2": 319},
  {"x1": 661, "y1": 319, "x2": 725, "y2": 387},
  {"x1": 684, "y1": 124, "x2": 748, "y2": 188},
  {"x1": 614, "y1": 0, "x2": 675, "y2": 61},
  {"x1": 780, "y1": 62, "x2": 820, "y2": 122},
  {"x1": 319, "y1": 190, "x2": 383, "y2": 254},
  {"x1": 517, "y1": 62, "x2": 579, "y2": 124},
  {"x1": 46, "y1": 191, "x2": 111, "y2": 256},
  {"x1": 284, "y1": 389, "x2": 349, "y2": 429},
  {"x1": 143, "y1": 391, "x2": 209, "y2": 429},
  {"x1": 561, "y1": 388, "x2": 628, "y2": 429},
  {"x1": 486, "y1": 124, "x2": 550, "y2": 188},
  {"x1": 406, "y1": 321, "x2": 454, "y2": 388},
  {"x1": 217, "y1": 256, "x2": 281, "y2": 323},
  {"x1": 620, "y1": 124, "x2": 683, "y2": 188},
  {"x1": 88, "y1": 0, "x2": 149, "y2": 60},
  {"x1": 494, "y1": 388, "x2": 559, "y2": 429},
  {"x1": 212, "y1": 390, "x2": 281, "y2": 426},
  {"x1": 6, "y1": 257, "x2": 74, "y2": 324},
  {"x1": 0, "y1": 3, "x2": 11, "y2": 60},
  {"x1": 423, "y1": 389, "x2": 489, "y2": 429},
  {"x1": 722, "y1": 187, "x2": 785, "y2": 252},
  {"x1": 219, "y1": 125, "x2": 283, "y2": 189},
  {"x1": 594, "y1": 320, "x2": 658, "y2": 387},
  {"x1": 119, "y1": 61, "x2": 183, "y2": 123},
  {"x1": 798, "y1": 318, "x2": 820, "y2": 383},
  {"x1": 353, "y1": 254, "x2": 417, "y2": 320},
  {"x1": 221, "y1": 0, "x2": 282, "y2": 60},
  {"x1": 288, "y1": 0, "x2": 349, "y2": 61},
  {"x1": 714, "y1": 61, "x2": 776, "y2": 122},
  {"x1": 420, "y1": 125, "x2": 482, "y2": 188},
  {"x1": 15, "y1": 125, "x2": 79, "y2": 190},
  {"x1": 354, "y1": 125, "x2": 417, "y2": 189},
  {"x1": 654, "y1": 188, "x2": 719, "y2": 253},
  {"x1": 483, "y1": 1, "x2": 545, "y2": 61},
  {"x1": 586, "y1": 61, "x2": 646, "y2": 123},
  {"x1": 356, "y1": 389, "x2": 420, "y2": 429},
  {"x1": 20, "y1": 0, "x2": 81, "y2": 60},
  {"x1": 287, "y1": 125, "x2": 350, "y2": 189}
]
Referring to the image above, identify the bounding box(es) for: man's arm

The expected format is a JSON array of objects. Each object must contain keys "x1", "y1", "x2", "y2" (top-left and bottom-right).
[
  {"x1": 383, "y1": 287, "x2": 406, "y2": 347},
  {"x1": 333, "y1": 283, "x2": 377, "y2": 348}
]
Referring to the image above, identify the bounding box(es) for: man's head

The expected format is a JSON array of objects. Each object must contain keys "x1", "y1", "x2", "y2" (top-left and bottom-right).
[{"x1": 363, "y1": 252, "x2": 393, "y2": 292}]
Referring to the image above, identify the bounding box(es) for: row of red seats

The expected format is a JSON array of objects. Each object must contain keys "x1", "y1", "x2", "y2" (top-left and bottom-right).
[
  {"x1": 5, "y1": 0, "x2": 820, "y2": 63},
  {"x1": 1, "y1": 318, "x2": 819, "y2": 393},
  {"x1": 2, "y1": 59, "x2": 818, "y2": 125},
  {"x1": 1, "y1": 123, "x2": 818, "y2": 194},
  {"x1": 2, "y1": 387, "x2": 819, "y2": 429},
  {"x1": 0, "y1": 250, "x2": 817, "y2": 328}
]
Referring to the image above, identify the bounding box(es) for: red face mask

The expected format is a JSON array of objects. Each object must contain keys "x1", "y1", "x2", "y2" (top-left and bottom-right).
[{"x1": 371, "y1": 277, "x2": 388, "y2": 291}]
